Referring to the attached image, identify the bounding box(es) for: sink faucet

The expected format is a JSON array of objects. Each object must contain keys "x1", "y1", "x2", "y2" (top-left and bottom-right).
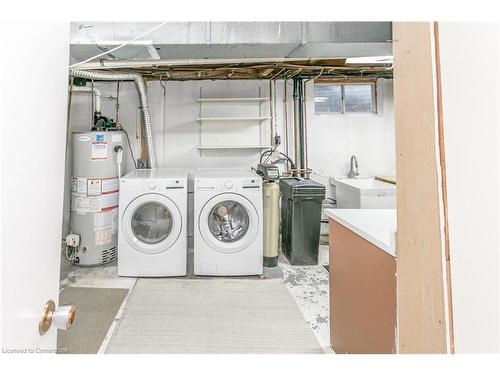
[{"x1": 348, "y1": 155, "x2": 359, "y2": 178}]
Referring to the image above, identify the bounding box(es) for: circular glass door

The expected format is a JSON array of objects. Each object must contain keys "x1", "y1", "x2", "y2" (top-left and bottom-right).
[
  {"x1": 199, "y1": 193, "x2": 259, "y2": 254},
  {"x1": 131, "y1": 202, "x2": 173, "y2": 245},
  {"x1": 207, "y1": 200, "x2": 249, "y2": 242},
  {"x1": 122, "y1": 193, "x2": 182, "y2": 255}
]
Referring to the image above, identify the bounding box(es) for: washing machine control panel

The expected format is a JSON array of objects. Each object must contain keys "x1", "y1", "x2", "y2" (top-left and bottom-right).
[
  {"x1": 164, "y1": 179, "x2": 185, "y2": 189},
  {"x1": 195, "y1": 177, "x2": 261, "y2": 192},
  {"x1": 142, "y1": 178, "x2": 186, "y2": 191}
]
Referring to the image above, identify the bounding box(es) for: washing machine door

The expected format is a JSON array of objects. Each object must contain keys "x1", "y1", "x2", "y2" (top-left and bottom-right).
[
  {"x1": 199, "y1": 193, "x2": 259, "y2": 254},
  {"x1": 122, "y1": 193, "x2": 182, "y2": 255}
]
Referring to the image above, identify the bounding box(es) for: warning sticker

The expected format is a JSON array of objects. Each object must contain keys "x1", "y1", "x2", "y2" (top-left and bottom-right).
[
  {"x1": 102, "y1": 177, "x2": 119, "y2": 193},
  {"x1": 88, "y1": 197, "x2": 102, "y2": 212},
  {"x1": 72, "y1": 177, "x2": 87, "y2": 196},
  {"x1": 87, "y1": 178, "x2": 102, "y2": 196},
  {"x1": 71, "y1": 195, "x2": 90, "y2": 212},
  {"x1": 94, "y1": 208, "x2": 118, "y2": 235},
  {"x1": 95, "y1": 229, "x2": 112, "y2": 246},
  {"x1": 91, "y1": 142, "x2": 108, "y2": 160},
  {"x1": 71, "y1": 195, "x2": 103, "y2": 213},
  {"x1": 101, "y1": 191, "x2": 119, "y2": 210}
]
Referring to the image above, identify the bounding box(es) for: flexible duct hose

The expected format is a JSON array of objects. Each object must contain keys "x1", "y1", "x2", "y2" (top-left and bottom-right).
[{"x1": 70, "y1": 69, "x2": 157, "y2": 169}]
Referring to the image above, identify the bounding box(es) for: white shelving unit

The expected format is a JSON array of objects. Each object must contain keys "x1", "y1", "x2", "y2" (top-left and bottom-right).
[
  {"x1": 197, "y1": 90, "x2": 272, "y2": 152},
  {"x1": 197, "y1": 116, "x2": 271, "y2": 122},
  {"x1": 197, "y1": 145, "x2": 271, "y2": 150},
  {"x1": 196, "y1": 98, "x2": 269, "y2": 103}
]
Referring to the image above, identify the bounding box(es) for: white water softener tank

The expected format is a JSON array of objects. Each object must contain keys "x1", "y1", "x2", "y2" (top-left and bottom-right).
[
  {"x1": 263, "y1": 181, "x2": 280, "y2": 267},
  {"x1": 69, "y1": 131, "x2": 125, "y2": 265}
]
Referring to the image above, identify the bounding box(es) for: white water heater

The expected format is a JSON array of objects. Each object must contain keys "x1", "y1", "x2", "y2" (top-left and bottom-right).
[{"x1": 68, "y1": 131, "x2": 125, "y2": 265}]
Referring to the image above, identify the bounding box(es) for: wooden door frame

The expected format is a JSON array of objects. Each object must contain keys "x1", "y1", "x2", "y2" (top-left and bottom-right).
[{"x1": 393, "y1": 22, "x2": 454, "y2": 353}]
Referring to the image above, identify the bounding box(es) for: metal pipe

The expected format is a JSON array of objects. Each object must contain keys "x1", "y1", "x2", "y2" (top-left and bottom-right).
[
  {"x1": 297, "y1": 78, "x2": 306, "y2": 176},
  {"x1": 70, "y1": 69, "x2": 157, "y2": 169},
  {"x1": 273, "y1": 79, "x2": 278, "y2": 142},
  {"x1": 283, "y1": 79, "x2": 289, "y2": 157},
  {"x1": 115, "y1": 82, "x2": 120, "y2": 125},
  {"x1": 269, "y1": 80, "x2": 274, "y2": 145},
  {"x1": 292, "y1": 77, "x2": 303, "y2": 174},
  {"x1": 302, "y1": 83, "x2": 309, "y2": 174}
]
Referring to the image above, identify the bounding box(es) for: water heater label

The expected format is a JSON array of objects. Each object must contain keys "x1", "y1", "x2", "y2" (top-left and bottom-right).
[
  {"x1": 71, "y1": 195, "x2": 90, "y2": 212},
  {"x1": 87, "y1": 179, "x2": 102, "y2": 196},
  {"x1": 102, "y1": 177, "x2": 119, "y2": 194},
  {"x1": 91, "y1": 142, "x2": 108, "y2": 160},
  {"x1": 93, "y1": 208, "x2": 118, "y2": 236},
  {"x1": 89, "y1": 197, "x2": 102, "y2": 212},
  {"x1": 111, "y1": 133, "x2": 122, "y2": 143},
  {"x1": 96, "y1": 134, "x2": 105, "y2": 142},
  {"x1": 95, "y1": 229, "x2": 112, "y2": 246},
  {"x1": 77, "y1": 135, "x2": 92, "y2": 142},
  {"x1": 101, "y1": 191, "x2": 119, "y2": 210},
  {"x1": 72, "y1": 177, "x2": 87, "y2": 196}
]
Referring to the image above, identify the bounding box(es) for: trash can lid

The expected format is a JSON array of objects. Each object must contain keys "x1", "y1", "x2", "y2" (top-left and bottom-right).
[{"x1": 279, "y1": 177, "x2": 326, "y2": 197}]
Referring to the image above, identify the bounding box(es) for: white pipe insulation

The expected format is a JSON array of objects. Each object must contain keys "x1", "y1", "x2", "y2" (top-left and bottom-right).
[
  {"x1": 70, "y1": 85, "x2": 101, "y2": 113},
  {"x1": 69, "y1": 69, "x2": 157, "y2": 169}
]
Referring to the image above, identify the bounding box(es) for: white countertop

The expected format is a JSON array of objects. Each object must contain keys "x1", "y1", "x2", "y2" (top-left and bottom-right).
[{"x1": 325, "y1": 209, "x2": 397, "y2": 257}]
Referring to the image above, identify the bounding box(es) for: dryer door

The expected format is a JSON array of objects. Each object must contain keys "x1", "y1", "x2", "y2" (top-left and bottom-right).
[
  {"x1": 199, "y1": 193, "x2": 259, "y2": 254},
  {"x1": 122, "y1": 193, "x2": 182, "y2": 255}
]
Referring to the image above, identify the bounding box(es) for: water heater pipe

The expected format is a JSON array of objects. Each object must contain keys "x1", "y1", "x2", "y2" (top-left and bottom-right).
[
  {"x1": 70, "y1": 85, "x2": 101, "y2": 113},
  {"x1": 70, "y1": 69, "x2": 157, "y2": 169}
]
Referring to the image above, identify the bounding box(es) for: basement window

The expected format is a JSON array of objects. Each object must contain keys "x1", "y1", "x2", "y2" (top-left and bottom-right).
[{"x1": 314, "y1": 83, "x2": 377, "y2": 114}]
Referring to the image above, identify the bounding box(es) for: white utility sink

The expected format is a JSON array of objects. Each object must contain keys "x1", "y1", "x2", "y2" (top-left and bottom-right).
[{"x1": 330, "y1": 177, "x2": 397, "y2": 209}]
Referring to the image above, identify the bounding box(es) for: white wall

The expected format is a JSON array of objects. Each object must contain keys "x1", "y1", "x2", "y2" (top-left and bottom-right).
[
  {"x1": 439, "y1": 23, "x2": 500, "y2": 353},
  {"x1": 306, "y1": 79, "x2": 395, "y2": 198},
  {"x1": 63, "y1": 78, "x2": 394, "y2": 235}
]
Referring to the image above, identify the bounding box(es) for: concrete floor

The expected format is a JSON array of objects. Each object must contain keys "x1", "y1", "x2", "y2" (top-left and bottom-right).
[{"x1": 59, "y1": 243, "x2": 332, "y2": 353}]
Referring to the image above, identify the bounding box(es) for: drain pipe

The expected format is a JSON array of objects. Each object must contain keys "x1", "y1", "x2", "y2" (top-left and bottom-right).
[
  {"x1": 292, "y1": 77, "x2": 305, "y2": 176},
  {"x1": 70, "y1": 69, "x2": 157, "y2": 169}
]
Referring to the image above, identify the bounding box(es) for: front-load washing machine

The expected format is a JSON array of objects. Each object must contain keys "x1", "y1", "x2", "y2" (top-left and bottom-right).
[
  {"x1": 118, "y1": 169, "x2": 187, "y2": 277},
  {"x1": 194, "y1": 168, "x2": 263, "y2": 276}
]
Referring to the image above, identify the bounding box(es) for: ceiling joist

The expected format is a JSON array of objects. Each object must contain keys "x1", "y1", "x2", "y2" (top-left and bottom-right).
[{"x1": 75, "y1": 57, "x2": 393, "y2": 81}]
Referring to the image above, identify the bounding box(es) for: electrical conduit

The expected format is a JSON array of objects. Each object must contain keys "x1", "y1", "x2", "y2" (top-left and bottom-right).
[{"x1": 69, "y1": 69, "x2": 157, "y2": 169}]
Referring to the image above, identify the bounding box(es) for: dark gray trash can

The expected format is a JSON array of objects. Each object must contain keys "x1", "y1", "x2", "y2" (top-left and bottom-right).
[{"x1": 279, "y1": 177, "x2": 326, "y2": 265}]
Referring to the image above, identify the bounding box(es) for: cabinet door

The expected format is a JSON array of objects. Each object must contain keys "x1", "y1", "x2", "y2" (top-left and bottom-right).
[{"x1": 329, "y1": 219, "x2": 397, "y2": 353}]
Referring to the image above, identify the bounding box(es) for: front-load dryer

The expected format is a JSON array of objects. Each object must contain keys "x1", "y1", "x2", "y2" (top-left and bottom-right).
[
  {"x1": 194, "y1": 168, "x2": 263, "y2": 276},
  {"x1": 118, "y1": 169, "x2": 187, "y2": 277}
]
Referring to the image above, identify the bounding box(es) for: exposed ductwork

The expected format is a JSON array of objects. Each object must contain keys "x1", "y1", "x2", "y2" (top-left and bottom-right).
[{"x1": 69, "y1": 69, "x2": 157, "y2": 169}]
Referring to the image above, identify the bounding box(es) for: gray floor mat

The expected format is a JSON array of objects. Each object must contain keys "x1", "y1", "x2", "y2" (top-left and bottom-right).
[
  {"x1": 57, "y1": 287, "x2": 128, "y2": 354},
  {"x1": 106, "y1": 278, "x2": 323, "y2": 354}
]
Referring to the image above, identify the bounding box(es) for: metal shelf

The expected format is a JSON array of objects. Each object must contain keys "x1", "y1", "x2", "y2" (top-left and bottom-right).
[
  {"x1": 197, "y1": 116, "x2": 271, "y2": 122},
  {"x1": 197, "y1": 145, "x2": 271, "y2": 150},
  {"x1": 196, "y1": 98, "x2": 270, "y2": 103}
]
